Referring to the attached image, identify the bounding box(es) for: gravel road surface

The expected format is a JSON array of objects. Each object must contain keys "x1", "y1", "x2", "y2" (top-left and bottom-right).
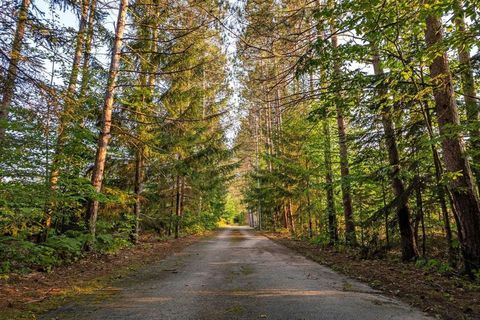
[{"x1": 42, "y1": 227, "x2": 432, "y2": 320}]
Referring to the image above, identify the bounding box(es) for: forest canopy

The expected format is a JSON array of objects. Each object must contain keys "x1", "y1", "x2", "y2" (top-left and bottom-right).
[{"x1": 0, "y1": 0, "x2": 237, "y2": 273}]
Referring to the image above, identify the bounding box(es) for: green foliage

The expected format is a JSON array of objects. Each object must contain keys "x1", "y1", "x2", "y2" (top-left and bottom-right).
[
  {"x1": 182, "y1": 211, "x2": 218, "y2": 234},
  {"x1": 0, "y1": 229, "x2": 134, "y2": 274},
  {"x1": 309, "y1": 234, "x2": 332, "y2": 247},
  {"x1": 0, "y1": 237, "x2": 59, "y2": 273},
  {"x1": 0, "y1": 0, "x2": 233, "y2": 276},
  {"x1": 416, "y1": 258, "x2": 454, "y2": 275},
  {"x1": 0, "y1": 183, "x2": 47, "y2": 237},
  {"x1": 236, "y1": 0, "x2": 479, "y2": 273},
  {"x1": 474, "y1": 270, "x2": 480, "y2": 284},
  {"x1": 223, "y1": 194, "x2": 244, "y2": 224},
  {"x1": 95, "y1": 234, "x2": 131, "y2": 254},
  {"x1": 2, "y1": 0, "x2": 478, "y2": 284},
  {"x1": 43, "y1": 233, "x2": 88, "y2": 262}
]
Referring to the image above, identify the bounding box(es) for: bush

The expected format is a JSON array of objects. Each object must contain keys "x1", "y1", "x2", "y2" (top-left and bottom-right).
[
  {"x1": 0, "y1": 228, "x2": 131, "y2": 274},
  {"x1": 415, "y1": 258, "x2": 453, "y2": 274},
  {"x1": 43, "y1": 233, "x2": 87, "y2": 262},
  {"x1": 95, "y1": 233, "x2": 131, "y2": 253},
  {"x1": 0, "y1": 237, "x2": 59, "y2": 273},
  {"x1": 181, "y1": 210, "x2": 221, "y2": 234},
  {"x1": 309, "y1": 234, "x2": 331, "y2": 247}
]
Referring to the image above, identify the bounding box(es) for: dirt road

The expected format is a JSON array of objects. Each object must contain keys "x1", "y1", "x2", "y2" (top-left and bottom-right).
[{"x1": 42, "y1": 227, "x2": 431, "y2": 319}]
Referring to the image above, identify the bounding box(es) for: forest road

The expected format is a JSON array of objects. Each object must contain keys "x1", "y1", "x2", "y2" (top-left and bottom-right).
[{"x1": 42, "y1": 227, "x2": 432, "y2": 320}]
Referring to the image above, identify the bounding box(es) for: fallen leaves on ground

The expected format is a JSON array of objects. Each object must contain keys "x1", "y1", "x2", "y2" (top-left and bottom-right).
[{"x1": 264, "y1": 232, "x2": 480, "y2": 320}]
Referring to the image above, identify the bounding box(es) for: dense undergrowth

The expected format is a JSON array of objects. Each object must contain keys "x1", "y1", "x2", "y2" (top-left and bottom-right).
[
  {"x1": 302, "y1": 232, "x2": 480, "y2": 282},
  {"x1": 0, "y1": 232, "x2": 126, "y2": 274},
  {"x1": 0, "y1": 208, "x2": 240, "y2": 276}
]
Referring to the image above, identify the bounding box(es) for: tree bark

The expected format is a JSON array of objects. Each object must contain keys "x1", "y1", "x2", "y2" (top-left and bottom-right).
[
  {"x1": 283, "y1": 203, "x2": 289, "y2": 229},
  {"x1": 132, "y1": 148, "x2": 144, "y2": 244},
  {"x1": 381, "y1": 179, "x2": 390, "y2": 247},
  {"x1": 287, "y1": 198, "x2": 295, "y2": 234},
  {"x1": 174, "y1": 175, "x2": 183, "y2": 239},
  {"x1": 454, "y1": 0, "x2": 480, "y2": 187},
  {"x1": 323, "y1": 116, "x2": 338, "y2": 244},
  {"x1": 131, "y1": 1, "x2": 158, "y2": 244},
  {"x1": 0, "y1": 0, "x2": 31, "y2": 142},
  {"x1": 78, "y1": 0, "x2": 98, "y2": 102},
  {"x1": 318, "y1": 50, "x2": 338, "y2": 244},
  {"x1": 47, "y1": 0, "x2": 91, "y2": 228},
  {"x1": 306, "y1": 161, "x2": 313, "y2": 238},
  {"x1": 420, "y1": 101, "x2": 456, "y2": 264},
  {"x1": 372, "y1": 53, "x2": 419, "y2": 261},
  {"x1": 254, "y1": 106, "x2": 262, "y2": 230},
  {"x1": 330, "y1": 4, "x2": 356, "y2": 246},
  {"x1": 178, "y1": 177, "x2": 185, "y2": 237},
  {"x1": 415, "y1": 181, "x2": 427, "y2": 258},
  {"x1": 86, "y1": 0, "x2": 129, "y2": 237},
  {"x1": 425, "y1": 12, "x2": 480, "y2": 273}
]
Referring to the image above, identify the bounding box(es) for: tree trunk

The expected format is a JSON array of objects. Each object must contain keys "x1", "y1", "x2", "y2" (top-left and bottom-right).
[
  {"x1": 381, "y1": 179, "x2": 390, "y2": 248},
  {"x1": 454, "y1": 0, "x2": 480, "y2": 187},
  {"x1": 425, "y1": 12, "x2": 480, "y2": 273},
  {"x1": 78, "y1": 0, "x2": 98, "y2": 103},
  {"x1": 306, "y1": 164, "x2": 313, "y2": 238},
  {"x1": 47, "y1": 0, "x2": 91, "y2": 228},
  {"x1": 170, "y1": 177, "x2": 175, "y2": 236},
  {"x1": 0, "y1": 0, "x2": 31, "y2": 142},
  {"x1": 131, "y1": 148, "x2": 144, "y2": 244},
  {"x1": 323, "y1": 116, "x2": 338, "y2": 244},
  {"x1": 283, "y1": 203, "x2": 289, "y2": 229},
  {"x1": 372, "y1": 53, "x2": 419, "y2": 261},
  {"x1": 86, "y1": 0, "x2": 128, "y2": 237},
  {"x1": 174, "y1": 175, "x2": 182, "y2": 239},
  {"x1": 177, "y1": 177, "x2": 185, "y2": 238},
  {"x1": 330, "y1": 8, "x2": 356, "y2": 246},
  {"x1": 130, "y1": 2, "x2": 158, "y2": 243},
  {"x1": 419, "y1": 101, "x2": 456, "y2": 265},
  {"x1": 415, "y1": 181, "x2": 427, "y2": 258},
  {"x1": 317, "y1": 44, "x2": 338, "y2": 244},
  {"x1": 254, "y1": 108, "x2": 262, "y2": 230},
  {"x1": 288, "y1": 199, "x2": 295, "y2": 235}
]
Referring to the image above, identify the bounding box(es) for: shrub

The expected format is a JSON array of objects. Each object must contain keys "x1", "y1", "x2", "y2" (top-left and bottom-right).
[
  {"x1": 415, "y1": 258, "x2": 453, "y2": 275},
  {"x1": 0, "y1": 228, "x2": 131, "y2": 274},
  {"x1": 43, "y1": 234, "x2": 87, "y2": 262},
  {"x1": 0, "y1": 237, "x2": 59, "y2": 273},
  {"x1": 95, "y1": 233, "x2": 131, "y2": 254}
]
